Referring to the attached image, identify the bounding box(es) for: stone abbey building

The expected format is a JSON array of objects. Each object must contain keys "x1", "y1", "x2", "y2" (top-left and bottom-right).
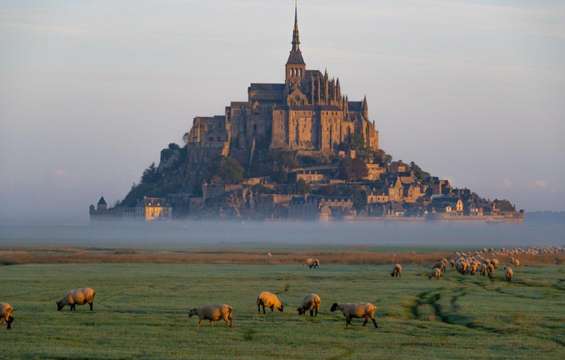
[{"x1": 186, "y1": 4, "x2": 379, "y2": 159}]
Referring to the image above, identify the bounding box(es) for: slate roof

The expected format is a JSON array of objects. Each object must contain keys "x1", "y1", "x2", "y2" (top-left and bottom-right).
[{"x1": 287, "y1": 50, "x2": 305, "y2": 65}]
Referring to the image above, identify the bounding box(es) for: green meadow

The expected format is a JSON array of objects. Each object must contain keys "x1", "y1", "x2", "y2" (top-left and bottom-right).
[{"x1": 1, "y1": 263, "x2": 564, "y2": 359}]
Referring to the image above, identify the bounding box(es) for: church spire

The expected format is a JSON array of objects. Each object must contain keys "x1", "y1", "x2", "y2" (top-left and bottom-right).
[
  {"x1": 286, "y1": 0, "x2": 305, "y2": 82},
  {"x1": 292, "y1": 0, "x2": 301, "y2": 52}
]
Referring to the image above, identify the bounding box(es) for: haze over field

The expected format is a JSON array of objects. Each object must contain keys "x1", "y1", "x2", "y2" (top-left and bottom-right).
[{"x1": 1, "y1": 0, "x2": 564, "y2": 224}]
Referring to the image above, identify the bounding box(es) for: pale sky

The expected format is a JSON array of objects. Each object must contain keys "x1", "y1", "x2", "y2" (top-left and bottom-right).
[{"x1": 1, "y1": 0, "x2": 564, "y2": 223}]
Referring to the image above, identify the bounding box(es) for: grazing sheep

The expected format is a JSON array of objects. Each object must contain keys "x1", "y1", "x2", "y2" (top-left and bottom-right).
[
  {"x1": 505, "y1": 267, "x2": 513, "y2": 282},
  {"x1": 188, "y1": 304, "x2": 233, "y2": 328},
  {"x1": 487, "y1": 263, "x2": 495, "y2": 279},
  {"x1": 257, "y1": 291, "x2": 284, "y2": 314},
  {"x1": 304, "y1": 258, "x2": 320, "y2": 269},
  {"x1": 330, "y1": 302, "x2": 378, "y2": 328},
  {"x1": 390, "y1": 264, "x2": 402, "y2": 278},
  {"x1": 297, "y1": 293, "x2": 321, "y2": 317},
  {"x1": 479, "y1": 263, "x2": 488, "y2": 276},
  {"x1": 441, "y1": 258, "x2": 449, "y2": 270},
  {"x1": 0, "y1": 303, "x2": 14, "y2": 330},
  {"x1": 56, "y1": 288, "x2": 96, "y2": 311},
  {"x1": 470, "y1": 261, "x2": 481, "y2": 275},
  {"x1": 429, "y1": 267, "x2": 442, "y2": 280},
  {"x1": 490, "y1": 258, "x2": 500, "y2": 269},
  {"x1": 511, "y1": 257, "x2": 521, "y2": 267},
  {"x1": 455, "y1": 260, "x2": 468, "y2": 275},
  {"x1": 433, "y1": 262, "x2": 446, "y2": 273}
]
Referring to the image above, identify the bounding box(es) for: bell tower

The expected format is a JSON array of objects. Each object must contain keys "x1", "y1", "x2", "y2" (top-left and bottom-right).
[{"x1": 285, "y1": 1, "x2": 305, "y2": 84}]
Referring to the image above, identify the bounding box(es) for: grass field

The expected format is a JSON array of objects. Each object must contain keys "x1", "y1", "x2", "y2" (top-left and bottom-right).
[{"x1": 1, "y1": 261, "x2": 564, "y2": 359}]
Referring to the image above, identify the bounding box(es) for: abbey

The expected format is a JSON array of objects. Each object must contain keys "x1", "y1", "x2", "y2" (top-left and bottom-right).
[{"x1": 186, "y1": 4, "x2": 379, "y2": 158}]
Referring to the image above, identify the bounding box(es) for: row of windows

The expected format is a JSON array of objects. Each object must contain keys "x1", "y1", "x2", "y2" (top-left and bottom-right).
[{"x1": 289, "y1": 68, "x2": 303, "y2": 77}]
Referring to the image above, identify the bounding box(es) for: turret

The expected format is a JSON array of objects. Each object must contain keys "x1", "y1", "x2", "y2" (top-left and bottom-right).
[
  {"x1": 362, "y1": 95, "x2": 369, "y2": 120},
  {"x1": 336, "y1": 78, "x2": 341, "y2": 99}
]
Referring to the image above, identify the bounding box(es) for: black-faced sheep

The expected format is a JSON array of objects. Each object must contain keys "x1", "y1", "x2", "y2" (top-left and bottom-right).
[
  {"x1": 330, "y1": 302, "x2": 378, "y2": 328},
  {"x1": 257, "y1": 291, "x2": 284, "y2": 314},
  {"x1": 305, "y1": 258, "x2": 320, "y2": 269},
  {"x1": 505, "y1": 267, "x2": 513, "y2": 282},
  {"x1": 297, "y1": 293, "x2": 321, "y2": 317},
  {"x1": 390, "y1": 264, "x2": 402, "y2": 278},
  {"x1": 0, "y1": 303, "x2": 14, "y2": 330},
  {"x1": 56, "y1": 288, "x2": 96, "y2": 311},
  {"x1": 188, "y1": 304, "x2": 233, "y2": 327}
]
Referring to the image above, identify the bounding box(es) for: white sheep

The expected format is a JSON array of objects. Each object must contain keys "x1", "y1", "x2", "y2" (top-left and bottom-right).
[
  {"x1": 257, "y1": 291, "x2": 284, "y2": 314},
  {"x1": 390, "y1": 264, "x2": 402, "y2": 278},
  {"x1": 0, "y1": 303, "x2": 14, "y2": 330},
  {"x1": 188, "y1": 304, "x2": 233, "y2": 327},
  {"x1": 297, "y1": 293, "x2": 321, "y2": 317},
  {"x1": 505, "y1": 267, "x2": 513, "y2": 282},
  {"x1": 56, "y1": 288, "x2": 96, "y2": 311},
  {"x1": 330, "y1": 302, "x2": 378, "y2": 328},
  {"x1": 304, "y1": 258, "x2": 320, "y2": 269}
]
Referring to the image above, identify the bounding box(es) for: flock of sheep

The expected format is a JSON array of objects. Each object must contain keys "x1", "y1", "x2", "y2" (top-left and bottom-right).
[{"x1": 1, "y1": 247, "x2": 562, "y2": 331}]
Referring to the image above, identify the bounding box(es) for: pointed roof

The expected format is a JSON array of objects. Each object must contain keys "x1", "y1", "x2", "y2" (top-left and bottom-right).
[
  {"x1": 97, "y1": 196, "x2": 107, "y2": 206},
  {"x1": 287, "y1": 1, "x2": 305, "y2": 65}
]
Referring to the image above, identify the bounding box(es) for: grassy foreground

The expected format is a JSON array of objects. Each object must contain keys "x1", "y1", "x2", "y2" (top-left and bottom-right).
[{"x1": 1, "y1": 263, "x2": 564, "y2": 359}]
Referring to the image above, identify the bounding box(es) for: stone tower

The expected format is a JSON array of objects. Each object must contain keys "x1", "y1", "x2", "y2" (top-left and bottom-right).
[{"x1": 285, "y1": 1, "x2": 305, "y2": 84}]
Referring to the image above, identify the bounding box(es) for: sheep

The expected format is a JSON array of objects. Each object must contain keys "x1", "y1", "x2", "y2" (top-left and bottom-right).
[
  {"x1": 0, "y1": 303, "x2": 14, "y2": 330},
  {"x1": 297, "y1": 293, "x2": 321, "y2": 317},
  {"x1": 304, "y1": 258, "x2": 320, "y2": 269},
  {"x1": 188, "y1": 304, "x2": 233, "y2": 328},
  {"x1": 390, "y1": 264, "x2": 402, "y2": 278},
  {"x1": 505, "y1": 267, "x2": 513, "y2": 282},
  {"x1": 490, "y1": 258, "x2": 500, "y2": 269},
  {"x1": 432, "y1": 261, "x2": 446, "y2": 273},
  {"x1": 257, "y1": 291, "x2": 284, "y2": 314},
  {"x1": 487, "y1": 263, "x2": 495, "y2": 279},
  {"x1": 455, "y1": 259, "x2": 468, "y2": 275},
  {"x1": 441, "y1": 258, "x2": 449, "y2": 270},
  {"x1": 470, "y1": 261, "x2": 481, "y2": 275},
  {"x1": 511, "y1": 257, "x2": 521, "y2": 267},
  {"x1": 479, "y1": 262, "x2": 488, "y2": 276},
  {"x1": 429, "y1": 267, "x2": 442, "y2": 280},
  {"x1": 56, "y1": 288, "x2": 96, "y2": 311},
  {"x1": 330, "y1": 302, "x2": 378, "y2": 328}
]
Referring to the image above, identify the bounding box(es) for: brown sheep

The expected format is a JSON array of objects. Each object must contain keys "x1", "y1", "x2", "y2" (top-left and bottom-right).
[
  {"x1": 511, "y1": 257, "x2": 521, "y2": 267},
  {"x1": 188, "y1": 304, "x2": 233, "y2": 328},
  {"x1": 297, "y1": 293, "x2": 321, "y2": 317},
  {"x1": 56, "y1": 288, "x2": 96, "y2": 311},
  {"x1": 490, "y1": 258, "x2": 500, "y2": 269},
  {"x1": 505, "y1": 267, "x2": 513, "y2": 282},
  {"x1": 0, "y1": 303, "x2": 14, "y2": 330},
  {"x1": 304, "y1": 258, "x2": 320, "y2": 269},
  {"x1": 257, "y1": 291, "x2": 284, "y2": 314},
  {"x1": 390, "y1": 264, "x2": 402, "y2": 278},
  {"x1": 330, "y1": 302, "x2": 378, "y2": 328}
]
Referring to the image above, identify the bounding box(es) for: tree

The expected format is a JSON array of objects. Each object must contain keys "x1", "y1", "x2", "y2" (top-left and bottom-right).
[
  {"x1": 410, "y1": 161, "x2": 430, "y2": 182},
  {"x1": 210, "y1": 157, "x2": 244, "y2": 184},
  {"x1": 141, "y1": 163, "x2": 159, "y2": 184},
  {"x1": 352, "y1": 187, "x2": 368, "y2": 213},
  {"x1": 338, "y1": 158, "x2": 368, "y2": 180}
]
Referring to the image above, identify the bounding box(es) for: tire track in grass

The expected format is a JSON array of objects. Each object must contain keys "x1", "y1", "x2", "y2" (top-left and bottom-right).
[{"x1": 409, "y1": 287, "x2": 565, "y2": 347}]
